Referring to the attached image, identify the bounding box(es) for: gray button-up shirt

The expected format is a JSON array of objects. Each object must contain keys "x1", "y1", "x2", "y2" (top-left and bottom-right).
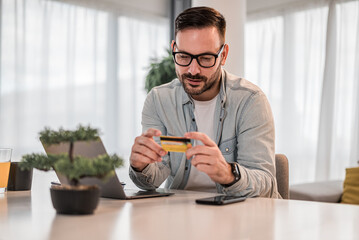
[{"x1": 129, "y1": 69, "x2": 280, "y2": 198}]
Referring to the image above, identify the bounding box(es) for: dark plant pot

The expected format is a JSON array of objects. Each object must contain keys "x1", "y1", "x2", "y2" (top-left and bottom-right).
[
  {"x1": 50, "y1": 185, "x2": 100, "y2": 215},
  {"x1": 7, "y1": 162, "x2": 33, "y2": 191}
]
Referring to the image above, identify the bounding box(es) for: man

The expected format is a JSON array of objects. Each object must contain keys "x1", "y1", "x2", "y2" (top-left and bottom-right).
[{"x1": 129, "y1": 6, "x2": 280, "y2": 198}]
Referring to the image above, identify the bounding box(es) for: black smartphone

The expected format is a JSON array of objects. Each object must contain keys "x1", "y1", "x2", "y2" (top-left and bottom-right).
[{"x1": 195, "y1": 195, "x2": 246, "y2": 205}]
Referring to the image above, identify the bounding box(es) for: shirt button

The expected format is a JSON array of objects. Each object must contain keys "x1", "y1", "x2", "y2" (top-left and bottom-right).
[{"x1": 225, "y1": 148, "x2": 229, "y2": 152}]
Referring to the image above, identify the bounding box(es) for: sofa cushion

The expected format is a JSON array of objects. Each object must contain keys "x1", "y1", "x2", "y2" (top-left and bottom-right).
[{"x1": 290, "y1": 180, "x2": 343, "y2": 203}]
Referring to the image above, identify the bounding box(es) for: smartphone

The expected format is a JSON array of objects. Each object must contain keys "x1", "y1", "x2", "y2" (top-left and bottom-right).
[{"x1": 195, "y1": 195, "x2": 246, "y2": 205}]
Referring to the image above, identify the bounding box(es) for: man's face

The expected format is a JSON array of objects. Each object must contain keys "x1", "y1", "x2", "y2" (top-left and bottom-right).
[{"x1": 172, "y1": 27, "x2": 228, "y2": 101}]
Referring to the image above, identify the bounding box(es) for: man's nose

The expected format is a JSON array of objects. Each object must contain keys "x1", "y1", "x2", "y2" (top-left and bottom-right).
[{"x1": 188, "y1": 58, "x2": 201, "y2": 75}]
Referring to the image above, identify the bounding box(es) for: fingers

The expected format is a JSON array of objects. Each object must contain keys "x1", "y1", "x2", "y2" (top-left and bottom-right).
[
  {"x1": 184, "y1": 132, "x2": 233, "y2": 184},
  {"x1": 191, "y1": 154, "x2": 229, "y2": 181},
  {"x1": 130, "y1": 143, "x2": 163, "y2": 171},
  {"x1": 143, "y1": 128, "x2": 162, "y2": 138},
  {"x1": 184, "y1": 132, "x2": 218, "y2": 160},
  {"x1": 194, "y1": 163, "x2": 216, "y2": 175},
  {"x1": 130, "y1": 128, "x2": 166, "y2": 170},
  {"x1": 136, "y1": 134, "x2": 165, "y2": 156},
  {"x1": 132, "y1": 139, "x2": 163, "y2": 162},
  {"x1": 186, "y1": 144, "x2": 216, "y2": 160},
  {"x1": 191, "y1": 154, "x2": 216, "y2": 167},
  {"x1": 184, "y1": 132, "x2": 216, "y2": 147}
]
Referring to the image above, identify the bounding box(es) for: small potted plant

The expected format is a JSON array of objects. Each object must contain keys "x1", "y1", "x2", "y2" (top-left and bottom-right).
[{"x1": 19, "y1": 125, "x2": 123, "y2": 215}]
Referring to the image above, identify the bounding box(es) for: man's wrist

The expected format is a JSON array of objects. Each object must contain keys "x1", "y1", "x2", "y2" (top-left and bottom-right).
[
  {"x1": 225, "y1": 163, "x2": 235, "y2": 183},
  {"x1": 221, "y1": 162, "x2": 241, "y2": 188},
  {"x1": 131, "y1": 163, "x2": 148, "y2": 173}
]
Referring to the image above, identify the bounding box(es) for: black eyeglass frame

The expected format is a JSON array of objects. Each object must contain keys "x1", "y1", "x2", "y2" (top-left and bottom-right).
[{"x1": 171, "y1": 43, "x2": 225, "y2": 68}]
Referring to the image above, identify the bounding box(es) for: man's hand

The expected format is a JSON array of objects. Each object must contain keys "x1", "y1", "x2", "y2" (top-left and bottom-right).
[
  {"x1": 184, "y1": 132, "x2": 235, "y2": 185},
  {"x1": 130, "y1": 128, "x2": 167, "y2": 172}
]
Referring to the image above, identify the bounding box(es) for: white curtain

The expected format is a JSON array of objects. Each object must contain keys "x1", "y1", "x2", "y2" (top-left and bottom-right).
[
  {"x1": 0, "y1": 0, "x2": 169, "y2": 186},
  {"x1": 245, "y1": 0, "x2": 359, "y2": 184}
]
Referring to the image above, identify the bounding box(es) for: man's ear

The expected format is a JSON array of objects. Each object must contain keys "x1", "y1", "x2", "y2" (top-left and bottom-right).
[
  {"x1": 171, "y1": 40, "x2": 175, "y2": 51},
  {"x1": 221, "y1": 44, "x2": 229, "y2": 66}
]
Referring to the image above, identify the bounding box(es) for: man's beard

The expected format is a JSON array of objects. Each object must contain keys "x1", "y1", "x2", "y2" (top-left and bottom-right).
[{"x1": 177, "y1": 64, "x2": 222, "y2": 96}]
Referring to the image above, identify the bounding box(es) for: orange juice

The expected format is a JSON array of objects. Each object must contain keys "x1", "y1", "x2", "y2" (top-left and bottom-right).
[{"x1": 0, "y1": 162, "x2": 11, "y2": 188}]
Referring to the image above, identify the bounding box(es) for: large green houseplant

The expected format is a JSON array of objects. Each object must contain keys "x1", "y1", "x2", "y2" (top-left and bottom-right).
[
  {"x1": 19, "y1": 125, "x2": 123, "y2": 215},
  {"x1": 145, "y1": 49, "x2": 177, "y2": 93}
]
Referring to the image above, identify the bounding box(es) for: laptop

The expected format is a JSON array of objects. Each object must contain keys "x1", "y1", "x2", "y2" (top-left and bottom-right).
[{"x1": 41, "y1": 139, "x2": 174, "y2": 200}]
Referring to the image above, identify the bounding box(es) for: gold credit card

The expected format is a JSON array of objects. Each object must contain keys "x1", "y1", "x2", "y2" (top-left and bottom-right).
[{"x1": 160, "y1": 136, "x2": 192, "y2": 152}]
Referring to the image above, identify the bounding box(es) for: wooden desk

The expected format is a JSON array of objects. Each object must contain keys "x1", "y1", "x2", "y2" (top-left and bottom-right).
[{"x1": 1, "y1": 181, "x2": 359, "y2": 240}]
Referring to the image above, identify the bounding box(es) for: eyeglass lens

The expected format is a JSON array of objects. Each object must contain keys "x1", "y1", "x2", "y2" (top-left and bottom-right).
[{"x1": 174, "y1": 53, "x2": 216, "y2": 67}]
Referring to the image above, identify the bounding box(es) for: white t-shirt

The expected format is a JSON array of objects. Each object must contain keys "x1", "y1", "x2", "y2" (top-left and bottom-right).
[{"x1": 184, "y1": 95, "x2": 218, "y2": 192}]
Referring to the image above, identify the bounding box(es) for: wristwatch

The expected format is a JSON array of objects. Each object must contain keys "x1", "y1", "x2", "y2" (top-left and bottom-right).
[{"x1": 221, "y1": 162, "x2": 241, "y2": 188}]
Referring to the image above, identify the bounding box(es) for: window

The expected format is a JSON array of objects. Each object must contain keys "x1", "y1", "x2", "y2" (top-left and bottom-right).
[
  {"x1": 0, "y1": 0, "x2": 169, "y2": 186},
  {"x1": 245, "y1": 0, "x2": 359, "y2": 183}
]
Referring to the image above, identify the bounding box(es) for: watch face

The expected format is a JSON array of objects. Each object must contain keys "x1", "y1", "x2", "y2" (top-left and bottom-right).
[{"x1": 232, "y1": 163, "x2": 240, "y2": 181}]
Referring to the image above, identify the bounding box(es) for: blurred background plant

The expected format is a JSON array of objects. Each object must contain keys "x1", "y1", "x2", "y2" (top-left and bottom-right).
[{"x1": 145, "y1": 49, "x2": 176, "y2": 93}]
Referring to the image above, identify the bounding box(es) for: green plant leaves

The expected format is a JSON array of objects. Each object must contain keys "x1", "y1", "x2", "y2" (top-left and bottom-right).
[
  {"x1": 20, "y1": 153, "x2": 124, "y2": 184},
  {"x1": 145, "y1": 49, "x2": 177, "y2": 93},
  {"x1": 54, "y1": 154, "x2": 123, "y2": 182},
  {"x1": 19, "y1": 153, "x2": 58, "y2": 171},
  {"x1": 39, "y1": 125, "x2": 100, "y2": 145}
]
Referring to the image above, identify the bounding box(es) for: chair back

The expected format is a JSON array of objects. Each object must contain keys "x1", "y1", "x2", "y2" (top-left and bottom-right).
[{"x1": 275, "y1": 154, "x2": 289, "y2": 199}]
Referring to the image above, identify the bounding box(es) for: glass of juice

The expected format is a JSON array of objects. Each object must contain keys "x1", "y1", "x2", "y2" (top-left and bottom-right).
[{"x1": 0, "y1": 148, "x2": 12, "y2": 193}]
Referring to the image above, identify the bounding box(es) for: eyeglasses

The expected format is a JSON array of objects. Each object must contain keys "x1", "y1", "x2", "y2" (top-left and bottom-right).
[{"x1": 172, "y1": 43, "x2": 225, "y2": 68}]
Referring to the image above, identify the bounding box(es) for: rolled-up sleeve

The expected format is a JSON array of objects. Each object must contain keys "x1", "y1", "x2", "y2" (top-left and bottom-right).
[{"x1": 222, "y1": 91, "x2": 279, "y2": 198}]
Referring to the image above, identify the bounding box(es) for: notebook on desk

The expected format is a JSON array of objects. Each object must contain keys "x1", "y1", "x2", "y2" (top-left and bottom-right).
[{"x1": 41, "y1": 138, "x2": 174, "y2": 200}]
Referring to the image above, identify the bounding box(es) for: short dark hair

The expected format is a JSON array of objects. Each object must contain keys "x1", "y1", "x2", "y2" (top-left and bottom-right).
[{"x1": 175, "y1": 7, "x2": 226, "y2": 43}]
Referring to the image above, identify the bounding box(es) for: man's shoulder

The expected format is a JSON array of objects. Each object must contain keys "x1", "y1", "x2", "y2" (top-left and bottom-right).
[
  {"x1": 151, "y1": 79, "x2": 182, "y2": 94},
  {"x1": 225, "y1": 71, "x2": 263, "y2": 96},
  {"x1": 146, "y1": 79, "x2": 184, "y2": 104}
]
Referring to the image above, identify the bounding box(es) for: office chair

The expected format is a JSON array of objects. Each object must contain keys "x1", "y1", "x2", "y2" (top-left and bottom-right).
[{"x1": 275, "y1": 154, "x2": 289, "y2": 199}]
